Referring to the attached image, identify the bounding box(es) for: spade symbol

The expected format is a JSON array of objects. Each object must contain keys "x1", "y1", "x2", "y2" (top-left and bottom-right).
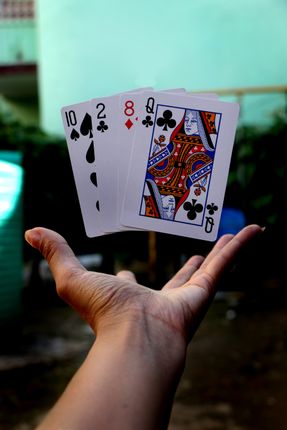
[
  {"x1": 86, "y1": 141, "x2": 95, "y2": 163},
  {"x1": 80, "y1": 113, "x2": 93, "y2": 138},
  {"x1": 70, "y1": 128, "x2": 80, "y2": 141},
  {"x1": 90, "y1": 172, "x2": 98, "y2": 187}
]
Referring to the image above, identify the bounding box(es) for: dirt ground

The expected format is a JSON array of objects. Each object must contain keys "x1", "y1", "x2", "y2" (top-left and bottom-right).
[
  {"x1": 0, "y1": 286, "x2": 287, "y2": 430},
  {"x1": 169, "y1": 291, "x2": 287, "y2": 430}
]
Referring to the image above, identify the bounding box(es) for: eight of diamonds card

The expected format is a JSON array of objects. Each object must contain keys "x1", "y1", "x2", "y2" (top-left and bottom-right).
[{"x1": 120, "y1": 91, "x2": 240, "y2": 241}]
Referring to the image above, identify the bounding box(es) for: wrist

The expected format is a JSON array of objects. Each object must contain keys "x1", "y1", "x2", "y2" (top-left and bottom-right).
[
  {"x1": 85, "y1": 316, "x2": 186, "y2": 430},
  {"x1": 95, "y1": 311, "x2": 187, "y2": 381}
]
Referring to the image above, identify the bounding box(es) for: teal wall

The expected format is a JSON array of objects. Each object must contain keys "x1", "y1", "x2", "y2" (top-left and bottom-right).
[
  {"x1": 36, "y1": 0, "x2": 287, "y2": 134},
  {"x1": 0, "y1": 21, "x2": 36, "y2": 64},
  {"x1": 0, "y1": 152, "x2": 23, "y2": 322},
  {"x1": 0, "y1": 18, "x2": 38, "y2": 126}
]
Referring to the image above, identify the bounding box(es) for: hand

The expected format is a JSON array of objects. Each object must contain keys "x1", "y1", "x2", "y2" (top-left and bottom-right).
[
  {"x1": 24, "y1": 225, "x2": 262, "y2": 345},
  {"x1": 25, "y1": 225, "x2": 262, "y2": 430}
]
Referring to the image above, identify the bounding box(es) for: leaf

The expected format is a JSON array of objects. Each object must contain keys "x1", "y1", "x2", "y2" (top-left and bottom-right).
[{"x1": 252, "y1": 194, "x2": 273, "y2": 209}]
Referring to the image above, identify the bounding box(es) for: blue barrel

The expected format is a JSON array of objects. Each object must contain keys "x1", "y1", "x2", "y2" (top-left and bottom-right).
[{"x1": 218, "y1": 207, "x2": 246, "y2": 237}]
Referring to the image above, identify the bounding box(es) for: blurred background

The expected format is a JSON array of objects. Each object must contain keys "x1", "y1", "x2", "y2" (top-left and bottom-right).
[{"x1": 0, "y1": 0, "x2": 286, "y2": 429}]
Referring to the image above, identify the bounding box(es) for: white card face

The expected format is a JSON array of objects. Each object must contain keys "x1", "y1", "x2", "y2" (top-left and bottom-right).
[
  {"x1": 90, "y1": 95, "x2": 121, "y2": 233},
  {"x1": 61, "y1": 101, "x2": 103, "y2": 238},
  {"x1": 160, "y1": 88, "x2": 186, "y2": 93},
  {"x1": 117, "y1": 91, "x2": 145, "y2": 205},
  {"x1": 189, "y1": 92, "x2": 219, "y2": 99},
  {"x1": 120, "y1": 91, "x2": 240, "y2": 241}
]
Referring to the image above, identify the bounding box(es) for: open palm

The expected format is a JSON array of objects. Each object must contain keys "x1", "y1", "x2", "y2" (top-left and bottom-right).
[{"x1": 25, "y1": 225, "x2": 261, "y2": 344}]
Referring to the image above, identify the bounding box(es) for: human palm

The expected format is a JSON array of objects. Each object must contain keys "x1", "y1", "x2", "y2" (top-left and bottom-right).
[{"x1": 25, "y1": 225, "x2": 261, "y2": 344}]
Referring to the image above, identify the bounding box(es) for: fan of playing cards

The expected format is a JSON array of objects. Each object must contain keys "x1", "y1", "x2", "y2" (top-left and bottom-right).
[{"x1": 61, "y1": 88, "x2": 240, "y2": 241}]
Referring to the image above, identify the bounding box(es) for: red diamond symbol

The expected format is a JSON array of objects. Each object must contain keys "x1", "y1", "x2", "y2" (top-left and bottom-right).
[{"x1": 125, "y1": 119, "x2": 133, "y2": 129}]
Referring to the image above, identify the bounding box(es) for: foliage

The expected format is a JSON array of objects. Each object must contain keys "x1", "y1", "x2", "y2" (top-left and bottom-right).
[
  {"x1": 0, "y1": 110, "x2": 64, "y2": 151},
  {"x1": 225, "y1": 109, "x2": 287, "y2": 228},
  {"x1": 0, "y1": 109, "x2": 286, "y2": 281},
  {"x1": 1, "y1": 108, "x2": 286, "y2": 229},
  {"x1": 0, "y1": 111, "x2": 87, "y2": 257}
]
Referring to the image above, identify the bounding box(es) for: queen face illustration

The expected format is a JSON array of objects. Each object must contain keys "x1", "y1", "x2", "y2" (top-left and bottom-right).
[
  {"x1": 184, "y1": 110, "x2": 199, "y2": 135},
  {"x1": 161, "y1": 195, "x2": 176, "y2": 220}
]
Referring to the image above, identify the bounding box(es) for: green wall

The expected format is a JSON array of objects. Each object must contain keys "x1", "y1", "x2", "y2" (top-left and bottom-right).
[
  {"x1": 0, "y1": 21, "x2": 36, "y2": 64},
  {"x1": 36, "y1": 0, "x2": 287, "y2": 134}
]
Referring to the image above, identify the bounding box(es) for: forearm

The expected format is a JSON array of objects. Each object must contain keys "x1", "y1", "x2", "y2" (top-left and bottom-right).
[{"x1": 36, "y1": 318, "x2": 187, "y2": 430}]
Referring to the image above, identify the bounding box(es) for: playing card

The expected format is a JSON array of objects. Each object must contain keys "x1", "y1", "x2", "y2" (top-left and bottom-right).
[
  {"x1": 117, "y1": 91, "x2": 145, "y2": 202},
  {"x1": 61, "y1": 101, "x2": 103, "y2": 238},
  {"x1": 120, "y1": 91, "x2": 240, "y2": 241},
  {"x1": 189, "y1": 92, "x2": 219, "y2": 99},
  {"x1": 90, "y1": 94, "x2": 124, "y2": 233}
]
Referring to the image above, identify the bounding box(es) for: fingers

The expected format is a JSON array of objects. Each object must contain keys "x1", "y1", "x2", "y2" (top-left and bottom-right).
[
  {"x1": 203, "y1": 224, "x2": 263, "y2": 283},
  {"x1": 25, "y1": 227, "x2": 85, "y2": 286},
  {"x1": 163, "y1": 255, "x2": 205, "y2": 290},
  {"x1": 199, "y1": 233, "x2": 235, "y2": 270},
  {"x1": 116, "y1": 270, "x2": 137, "y2": 282},
  {"x1": 171, "y1": 225, "x2": 263, "y2": 338}
]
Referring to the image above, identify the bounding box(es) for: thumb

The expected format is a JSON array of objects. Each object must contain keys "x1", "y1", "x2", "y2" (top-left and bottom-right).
[{"x1": 24, "y1": 227, "x2": 85, "y2": 293}]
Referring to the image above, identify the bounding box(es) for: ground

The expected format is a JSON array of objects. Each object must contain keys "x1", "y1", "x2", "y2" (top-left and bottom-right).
[{"x1": 0, "y1": 287, "x2": 287, "y2": 430}]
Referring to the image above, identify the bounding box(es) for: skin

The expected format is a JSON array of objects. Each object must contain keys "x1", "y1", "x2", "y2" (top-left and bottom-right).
[{"x1": 24, "y1": 224, "x2": 263, "y2": 430}]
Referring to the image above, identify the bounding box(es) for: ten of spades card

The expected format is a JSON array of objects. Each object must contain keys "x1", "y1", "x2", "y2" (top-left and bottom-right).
[{"x1": 61, "y1": 101, "x2": 103, "y2": 238}]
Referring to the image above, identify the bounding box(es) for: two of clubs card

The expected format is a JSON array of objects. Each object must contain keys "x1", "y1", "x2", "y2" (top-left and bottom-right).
[{"x1": 61, "y1": 88, "x2": 240, "y2": 242}]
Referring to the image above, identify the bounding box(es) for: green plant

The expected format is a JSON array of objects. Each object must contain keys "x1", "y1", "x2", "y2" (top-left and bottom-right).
[
  {"x1": 226, "y1": 109, "x2": 287, "y2": 228},
  {"x1": 1, "y1": 109, "x2": 286, "y2": 284}
]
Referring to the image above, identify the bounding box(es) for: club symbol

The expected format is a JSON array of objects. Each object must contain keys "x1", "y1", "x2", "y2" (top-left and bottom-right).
[
  {"x1": 70, "y1": 128, "x2": 80, "y2": 141},
  {"x1": 156, "y1": 110, "x2": 176, "y2": 131},
  {"x1": 206, "y1": 203, "x2": 218, "y2": 215},
  {"x1": 97, "y1": 120, "x2": 109, "y2": 133},
  {"x1": 142, "y1": 115, "x2": 153, "y2": 128},
  {"x1": 183, "y1": 199, "x2": 203, "y2": 220}
]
